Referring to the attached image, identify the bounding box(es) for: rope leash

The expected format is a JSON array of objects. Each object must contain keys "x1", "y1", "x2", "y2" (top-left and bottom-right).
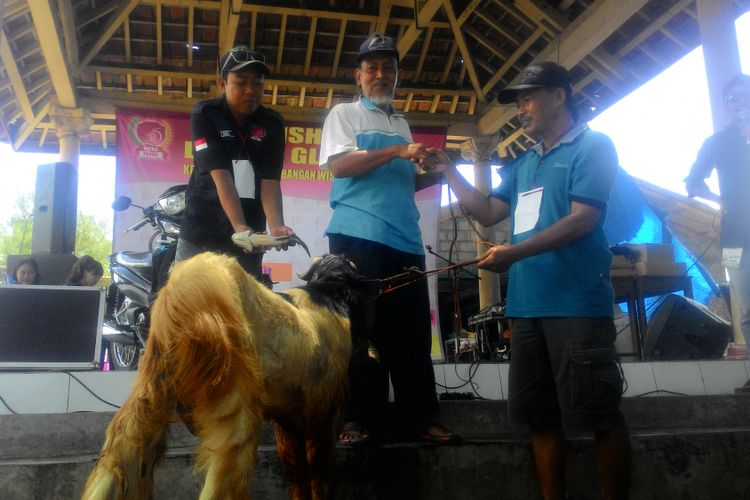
[{"x1": 366, "y1": 257, "x2": 481, "y2": 299}]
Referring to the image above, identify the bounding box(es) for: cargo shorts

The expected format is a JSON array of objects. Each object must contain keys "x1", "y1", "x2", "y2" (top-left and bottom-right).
[{"x1": 507, "y1": 317, "x2": 625, "y2": 431}]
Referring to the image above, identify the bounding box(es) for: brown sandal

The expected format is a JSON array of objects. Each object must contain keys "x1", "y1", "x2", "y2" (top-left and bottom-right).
[
  {"x1": 338, "y1": 421, "x2": 371, "y2": 447},
  {"x1": 418, "y1": 423, "x2": 461, "y2": 444}
]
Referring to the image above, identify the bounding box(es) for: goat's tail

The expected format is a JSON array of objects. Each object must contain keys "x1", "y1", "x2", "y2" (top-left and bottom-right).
[{"x1": 81, "y1": 307, "x2": 175, "y2": 499}]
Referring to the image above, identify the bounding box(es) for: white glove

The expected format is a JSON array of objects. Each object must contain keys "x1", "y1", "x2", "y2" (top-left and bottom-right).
[{"x1": 231, "y1": 230, "x2": 291, "y2": 252}]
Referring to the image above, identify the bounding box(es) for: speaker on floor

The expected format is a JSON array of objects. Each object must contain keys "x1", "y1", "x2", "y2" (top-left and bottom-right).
[{"x1": 643, "y1": 294, "x2": 732, "y2": 360}]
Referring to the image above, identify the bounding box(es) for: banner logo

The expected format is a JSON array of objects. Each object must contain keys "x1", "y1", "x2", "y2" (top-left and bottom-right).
[{"x1": 127, "y1": 117, "x2": 174, "y2": 161}]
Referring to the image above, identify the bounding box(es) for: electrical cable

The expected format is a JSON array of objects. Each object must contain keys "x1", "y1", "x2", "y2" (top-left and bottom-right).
[
  {"x1": 63, "y1": 371, "x2": 121, "y2": 410},
  {"x1": 632, "y1": 389, "x2": 689, "y2": 397},
  {"x1": 0, "y1": 393, "x2": 19, "y2": 414}
]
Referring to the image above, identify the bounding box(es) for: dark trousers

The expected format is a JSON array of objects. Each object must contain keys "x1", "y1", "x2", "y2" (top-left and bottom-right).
[{"x1": 329, "y1": 234, "x2": 438, "y2": 436}]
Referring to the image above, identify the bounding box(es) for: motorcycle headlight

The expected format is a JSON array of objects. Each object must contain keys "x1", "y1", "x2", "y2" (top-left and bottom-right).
[
  {"x1": 162, "y1": 220, "x2": 181, "y2": 237},
  {"x1": 158, "y1": 191, "x2": 186, "y2": 215}
]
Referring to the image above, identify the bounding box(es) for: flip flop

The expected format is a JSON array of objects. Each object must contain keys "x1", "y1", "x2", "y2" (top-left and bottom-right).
[{"x1": 338, "y1": 421, "x2": 370, "y2": 447}]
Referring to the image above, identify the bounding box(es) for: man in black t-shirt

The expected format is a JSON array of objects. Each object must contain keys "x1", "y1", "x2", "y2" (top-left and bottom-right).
[
  {"x1": 686, "y1": 73, "x2": 750, "y2": 392},
  {"x1": 176, "y1": 45, "x2": 295, "y2": 278}
]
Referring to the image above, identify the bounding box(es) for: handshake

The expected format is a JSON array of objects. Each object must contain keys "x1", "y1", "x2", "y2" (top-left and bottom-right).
[{"x1": 405, "y1": 145, "x2": 454, "y2": 174}]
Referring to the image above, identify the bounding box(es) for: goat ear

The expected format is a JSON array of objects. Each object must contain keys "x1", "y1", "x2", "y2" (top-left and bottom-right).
[{"x1": 297, "y1": 255, "x2": 323, "y2": 281}]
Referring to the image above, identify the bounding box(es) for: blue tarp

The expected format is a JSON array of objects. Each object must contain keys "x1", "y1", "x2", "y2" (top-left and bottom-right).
[{"x1": 604, "y1": 167, "x2": 715, "y2": 309}]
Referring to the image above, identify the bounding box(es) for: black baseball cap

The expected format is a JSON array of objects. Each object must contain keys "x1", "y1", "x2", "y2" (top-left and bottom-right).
[
  {"x1": 219, "y1": 45, "x2": 270, "y2": 80},
  {"x1": 496, "y1": 62, "x2": 573, "y2": 104},
  {"x1": 356, "y1": 33, "x2": 399, "y2": 64}
]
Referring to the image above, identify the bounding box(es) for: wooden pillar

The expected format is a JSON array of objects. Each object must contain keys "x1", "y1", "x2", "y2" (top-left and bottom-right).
[
  {"x1": 49, "y1": 102, "x2": 92, "y2": 169},
  {"x1": 473, "y1": 159, "x2": 501, "y2": 309}
]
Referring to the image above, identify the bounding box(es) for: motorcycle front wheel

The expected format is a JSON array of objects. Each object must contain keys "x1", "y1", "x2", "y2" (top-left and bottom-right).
[{"x1": 109, "y1": 341, "x2": 140, "y2": 370}]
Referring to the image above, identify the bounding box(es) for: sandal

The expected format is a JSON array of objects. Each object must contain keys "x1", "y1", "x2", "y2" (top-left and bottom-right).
[
  {"x1": 338, "y1": 421, "x2": 371, "y2": 447},
  {"x1": 418, "y1": 423, "x2": 461, "y2": 444}
]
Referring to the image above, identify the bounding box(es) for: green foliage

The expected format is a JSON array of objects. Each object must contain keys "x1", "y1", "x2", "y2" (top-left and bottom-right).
[
  {"x1": 0, "y1": 194, "x2": 113, "y2": 276},
  {"x1": 74, "y1": 213, "x2": 113, "y2": 276},
  {"x1": 0, "y1": 194, "x2": 34, "y2": 258}
]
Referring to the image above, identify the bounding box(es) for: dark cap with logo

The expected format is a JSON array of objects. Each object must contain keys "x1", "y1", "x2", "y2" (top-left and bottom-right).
[
  {"x1": 219, "y1": 45, "x2": 270, "y2": 80},
  {"x1": 496, "y1": 62, "x2": 573, "y2": 104},
  {"x1": 356, "y1": 33, "x2": 400, "y2": 64}
]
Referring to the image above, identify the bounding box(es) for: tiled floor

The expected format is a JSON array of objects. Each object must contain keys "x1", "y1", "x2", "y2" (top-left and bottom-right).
[
  {"x1": 434, "y1": 359, "x2": 750, "y2": 399},
  {"x1": 0, "y1": 360, "x2": 748, "y2": 415}
]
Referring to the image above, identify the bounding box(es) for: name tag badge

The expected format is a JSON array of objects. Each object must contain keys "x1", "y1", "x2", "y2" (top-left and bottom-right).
[
  {"x1": 233, "y1": 159, "x2": 256, "y2": 199},
  {"x1": 722, "y1": 247, "x2": 743, "y2": 269},
  {"x1": 513, "y1": 187, "x2": 543, "y2": 235}
]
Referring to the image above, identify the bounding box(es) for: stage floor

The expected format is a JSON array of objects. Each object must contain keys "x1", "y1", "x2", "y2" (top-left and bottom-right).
[{"x1": 0, "y1": 359, "x2": 748, "y2": 415}]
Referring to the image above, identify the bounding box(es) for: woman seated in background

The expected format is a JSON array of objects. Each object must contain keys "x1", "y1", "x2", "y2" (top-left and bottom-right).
[
  {"x1": 64, "y1": 255, "x2": 104, "y2": 286},
  {"x1": 9, "y1": 257, "x2": 41, "y2": 285}
]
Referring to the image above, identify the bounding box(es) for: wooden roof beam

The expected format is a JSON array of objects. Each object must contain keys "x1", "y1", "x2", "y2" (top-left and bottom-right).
[
  {"x1": 474, "y1": 8, "x2": 521, "y2": 45},
  {"x1": 276, "y1": 14, "x2": 287, "y2": 73},
  {"x1": 303, "y1": 17, "x2": 317, "y2": 76},
  {"x1": 615, "y1": 0, "x2": 692, "y2": 58},
  {"x1": 219, "y1": 0, "x2": 242, "y2": 57},
  {"x1": 249, "y1": 11, "x2": 257, "y2": 49},
  {"x1": 57, "y1": 0, "x2": 79, "y2": 72},
  {"x1": 79, "y1": 0, "x2": 140, "y2": 70},
  {"x1": 514, "y1": 0, "x2": 567, "y2": 33},
  {"x1": 396, "y1": 0, "x2": 443, "y2": 60},
  {"x1": 517, "y1": 0, "x2": 626, "y2": 81},
  {"x1": 414, "y1": 27, "x2": 434, "y2": 82},
  {"x1": 330, "y1": 19, "x2": 347, "y2": 78},
  {"x1": 439, "y1": 41, "x2": 459, "y2": 85},
  {"x1": 13, "y1": 102, "x2": 50, "y2": 151},
  {"x1": 187, "y1": 7, "x2": 194, "y2": 65},
  {"x1": 463, "y1": 25, "x2": 509, "y2": 62},
  {"x1": 443, "y1": 0, "x2": 485, "y2": 101},
  {"x1": 77, "y1": 0, "x2": 119, "y2": 30},
  {"x1": 28, "y1": 0, "x2": 77, "y2": 107},
  {"x1": 87, "y1": 64, "x2": 479, "y2": 97},
  {"x1": 0, "y1": 31, "x2": 34, "y2": 124},
  {"x1": 481, "y1": 25, "x2": 544, "y2": 96},
  {"x1": 479, "y1": 0, "x2": 649, "y2": 135},
  {"x1": 559, "y1": 0, "x2": 576, "y2": 11},
  {"x1": 659, "y1": 27, "x2": 686, "y2": 49},
  {"x1": 376, "y1": 0, "x2": 392, "y2": 35}
]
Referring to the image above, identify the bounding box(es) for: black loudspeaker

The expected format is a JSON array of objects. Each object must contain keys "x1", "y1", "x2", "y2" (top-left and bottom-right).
[
  {"x1": 643, "y1": 294, "x2": 732, "y2": 360},
  {"x1": 31, "y1": 162, "x2": 78, "y2": 254},
  {"x1": 0, "y1": 285, "x2": 104, "y2": 369}
]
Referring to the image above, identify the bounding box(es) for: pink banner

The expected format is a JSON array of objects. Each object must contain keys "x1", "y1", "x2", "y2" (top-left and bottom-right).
[{"x1": 115, "y1": 108, "x2": 193, "y2": 185}]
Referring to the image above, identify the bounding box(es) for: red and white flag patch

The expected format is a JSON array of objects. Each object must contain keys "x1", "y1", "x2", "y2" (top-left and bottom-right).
[{"x1": 194, "y1": 138, "x2": 208, "y2": 152}]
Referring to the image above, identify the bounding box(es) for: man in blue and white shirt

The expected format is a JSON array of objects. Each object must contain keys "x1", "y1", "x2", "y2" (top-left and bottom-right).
[{"x1": 319, "y1": 33, "x2": 455, "y2": 446}]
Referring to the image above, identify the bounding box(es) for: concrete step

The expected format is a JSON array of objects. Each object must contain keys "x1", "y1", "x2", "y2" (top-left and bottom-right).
[
  {"x1": 1, "y1": 396, "x2": 749, "y2": 499},
  {"x1": 3, "y1": 395, "x2": 750, "y2": 461},
  {"x1": 0, "y1": 429, "x2": 748, "y2": 500}
]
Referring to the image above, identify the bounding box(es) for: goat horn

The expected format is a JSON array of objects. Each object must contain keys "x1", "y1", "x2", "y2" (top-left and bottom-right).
[{"x1": 297, "y1": 256, "x2": 323, "y2": 281}]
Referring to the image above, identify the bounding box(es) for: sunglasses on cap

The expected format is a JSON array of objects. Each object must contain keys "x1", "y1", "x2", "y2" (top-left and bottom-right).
[{"x1": 220, "y1": 47, "x2": 267, "y2": 77}]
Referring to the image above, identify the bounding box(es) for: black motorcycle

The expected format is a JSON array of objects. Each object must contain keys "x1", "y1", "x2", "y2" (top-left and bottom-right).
[{"x1": 104, "y1": 185, "x2": 186, "y2": 370}]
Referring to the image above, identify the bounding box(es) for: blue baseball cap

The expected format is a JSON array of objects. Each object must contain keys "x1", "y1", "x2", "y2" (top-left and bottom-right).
[{"x1": 356, "y1": 33, "x2": 399, "y2": 64}]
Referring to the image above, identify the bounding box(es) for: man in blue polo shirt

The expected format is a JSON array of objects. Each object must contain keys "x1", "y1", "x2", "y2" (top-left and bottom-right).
[
  {"x1": 424, "y1": 62, "x2": 631, "y2": 499},
  {"x1": 319, "y1": 33, "x2": 455, "y2": 446}
]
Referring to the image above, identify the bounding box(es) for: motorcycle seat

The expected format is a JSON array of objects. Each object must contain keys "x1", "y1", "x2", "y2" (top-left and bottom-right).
[{"x1": 115, "y1": 251, "x2": 153, "y2": 268}]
